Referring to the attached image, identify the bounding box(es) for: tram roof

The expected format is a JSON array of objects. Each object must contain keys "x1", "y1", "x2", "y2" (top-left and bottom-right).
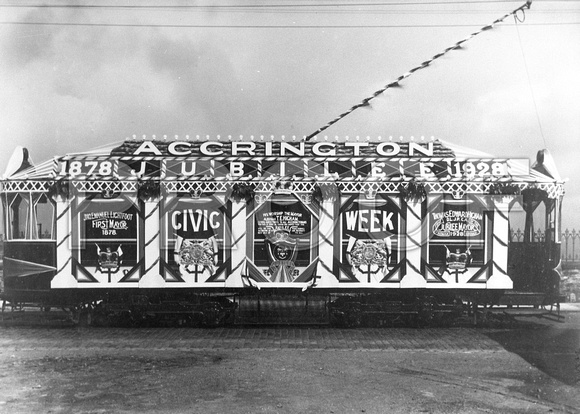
[{"x1": 1, "y1": 137, "x2": 563, "y2": 187}]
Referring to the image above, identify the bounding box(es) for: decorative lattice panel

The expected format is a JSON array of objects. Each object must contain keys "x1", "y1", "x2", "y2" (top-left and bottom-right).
[
  {"x1": 163, "y1": 181, "x2": 229, "y2": 193},
  {"x1": 72, "y1": 181, "x2": 137, "y2": 193},
  {"x1": 1, "y1": 179, "x2": 564, "y2": 200},
  {"x1": 1, "y1": 181, "x2": 51, "y2": 192},
  {"x1": 339, "y1": 181, "x2": 401, "y2": 194}
]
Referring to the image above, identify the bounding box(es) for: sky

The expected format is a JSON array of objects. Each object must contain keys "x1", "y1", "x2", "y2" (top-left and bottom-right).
[{"x1": 0, "y1": 0, "x2": 578, "y2": 230}]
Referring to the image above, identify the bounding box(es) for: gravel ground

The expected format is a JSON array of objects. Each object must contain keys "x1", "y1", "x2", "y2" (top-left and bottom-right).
[{"x1": 0, "y1": 312, "x2": 578, "y2": 414}]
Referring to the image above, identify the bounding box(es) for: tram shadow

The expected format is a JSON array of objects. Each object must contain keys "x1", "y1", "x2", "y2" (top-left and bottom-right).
[{"x1": 483, "y1": 316, "x2": 580, "y2": 386}]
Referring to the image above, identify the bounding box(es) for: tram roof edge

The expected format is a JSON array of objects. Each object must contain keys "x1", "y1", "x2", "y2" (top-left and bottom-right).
[
  {"x1": 531, "y1": 149, "x2": 562, "y2": 182},
  {"x1": 0, "y1": 138, "x2": 565, "y2": 187}
]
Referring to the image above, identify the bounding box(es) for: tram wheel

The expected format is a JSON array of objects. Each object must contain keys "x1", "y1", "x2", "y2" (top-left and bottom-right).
[
  {"x1": 415, "y1": 298, "x2": 434, "y2": 328},
  {"x1": 77, "y1": 308, "x2": 92, "y2": 327},
  {"x1": 345, "y1": 305, "x2": 362, "y2": 328},
  {"x1": 202, "y1": 303, "x2": 224, "y2": 328}
]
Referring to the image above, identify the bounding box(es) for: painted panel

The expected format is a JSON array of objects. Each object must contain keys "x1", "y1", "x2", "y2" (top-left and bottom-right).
[
  {"x1": 70, "y1": 196, "x2": 141, "y2": 286},
  {"x1": 424, "y1": 195, "x2": 494, "y2": 285},
  {"x1": 335, "y1": 194, "x2": 403, "y2": 285},
  {"x1": 245, "y1": 192, "x2": 319, "y2": 286},
  {"x1": 160, "y1": 195, "x2": 230, "y2": 285}
]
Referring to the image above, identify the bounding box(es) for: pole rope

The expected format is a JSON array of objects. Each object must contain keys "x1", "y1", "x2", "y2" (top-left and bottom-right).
[{"x1": 304, "y1": 1, "x2": 532, "y2": 142}]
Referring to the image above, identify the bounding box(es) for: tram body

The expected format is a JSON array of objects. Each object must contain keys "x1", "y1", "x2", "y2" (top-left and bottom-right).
[{"x1": 0, "y1": 138, "x2": 565, "y2": 324}]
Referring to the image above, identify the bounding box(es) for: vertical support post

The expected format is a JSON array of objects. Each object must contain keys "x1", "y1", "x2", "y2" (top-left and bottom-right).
[
  {"x1": 140, "y1": 200, "x2": 162, "y2": 286},
  {"x1": 401, "y1": 200, "x2": 425, "y2": 287},
  {"x1": 487, "y1": 197, "x2": 513, "y2": 289},
  {"x1": 317, "y1": 196, "x2": 337, "y2": 286},
  {"x1": 28, "y1": 193, "x2": 34, "y2": 239},
  {"x1": 52, "y1": 198, "x2": 76, "y2": 288},
  {"x1": 226, "y1": 199, "x2": 247, "y2": 287}
]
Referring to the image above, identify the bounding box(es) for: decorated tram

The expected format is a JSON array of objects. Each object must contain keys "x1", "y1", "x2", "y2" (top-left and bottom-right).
[{"x1": 0, "y1": 136, "x2": 565, "y2": 325}]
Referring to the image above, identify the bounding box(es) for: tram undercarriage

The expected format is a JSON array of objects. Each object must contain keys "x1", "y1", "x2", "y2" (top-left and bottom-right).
[{"x1": 0, "y1": 287, "x2": 564, "y2": 328}]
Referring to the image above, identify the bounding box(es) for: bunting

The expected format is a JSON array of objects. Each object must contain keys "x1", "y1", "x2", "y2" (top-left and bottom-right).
[{"x1": 304, "y1": 1, "x2": 532, "y2": 141}]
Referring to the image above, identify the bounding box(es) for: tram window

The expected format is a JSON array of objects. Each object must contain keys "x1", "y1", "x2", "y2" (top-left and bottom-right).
[
  {"x1": 531, "y1": 202, "x2": 546, "y2": 242},
  {"x1": 533, "y1": 199, "x2": 560, "y2": 243},
  {"x1": 6, "y1": 193, "x2": 55, "y2": 240},
  {"x1": 508, "y1": 198, "x2": 526, "y2": 242},
  {"x1": 8, "y1": 193, "x2": 31, "y2": 239},
  {"x1": 32, "y1": 194, "x2": 55, "y2": 239}
]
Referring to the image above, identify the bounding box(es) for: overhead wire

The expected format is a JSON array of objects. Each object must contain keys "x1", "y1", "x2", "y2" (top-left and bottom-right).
[
  {"x1": 2, "y1": 6, "x2": 578, "y2": 14},
  {"x1": 0, "y1": 0, "x2": 579, "y2": 9},
  {"x1": 514, "y1": 6, "x2": 548, "y2": 149},
  {"x1": 0, "y1": 20, "x2": 577, "y2": 28},
  {"x1": 2, "y1": 2, "x2": 408, "y2": 9},
  {"x1": 0, "y1": 1, "x2": 539, "y2": 9},
  {"x1": 1, "y1": 0, "x2": 577, "y2": 24},
  {"x1": 0, "y1": 0, "x2": 577, "y2": 25}
]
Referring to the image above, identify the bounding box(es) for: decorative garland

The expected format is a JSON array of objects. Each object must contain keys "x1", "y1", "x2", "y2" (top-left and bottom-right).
[
  {"x1": 137, "y1": 180, "x2": 161, "y2": 202},
  {"x1": 399, "y1": 181, "x2": 427, "y2": 203},
  {"x1": 522, "y1": 186, "x2": 548, "y2": 203},
  {"x1": 47, "y1": 179, "x2": 71, "y2": 201},
  {"x1": 227, "y1": 182, "x2": 256, "y2": 203},
  {"x1": 488, "y1": 183, "x2": 521, "y2": 196},
  {"x1": 312, "y1": 182, "x2": 340, "y2": 204}
]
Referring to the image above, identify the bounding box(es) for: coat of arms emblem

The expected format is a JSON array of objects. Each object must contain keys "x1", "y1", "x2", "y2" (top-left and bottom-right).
[{"x1": 95, "y1": 244, "x2": 123, "y2": 281}]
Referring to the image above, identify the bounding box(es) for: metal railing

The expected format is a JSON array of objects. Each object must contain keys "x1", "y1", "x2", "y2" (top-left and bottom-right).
[
  {"x1": 509, "y1": 228, "x2": 545, "y2": 243},
  {"x1": 562, "y1": 229, "x2": 580, "y2": 263},
  {"x1": 509, "y1": 228, "x2": 580, "y2": 264}
]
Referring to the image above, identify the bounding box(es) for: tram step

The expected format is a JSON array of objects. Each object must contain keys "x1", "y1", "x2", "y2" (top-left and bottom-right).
[{"x1": 498, "y1": 292, "x2": 547, "y2": 306}]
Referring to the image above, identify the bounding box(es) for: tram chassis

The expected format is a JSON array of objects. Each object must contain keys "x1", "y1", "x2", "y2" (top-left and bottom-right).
[{"x1": 1, "y1": 288, "x2": 564, "y2": 328}]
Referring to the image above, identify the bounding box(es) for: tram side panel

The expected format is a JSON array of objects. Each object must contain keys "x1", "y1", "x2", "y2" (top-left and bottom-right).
[
  {"x1": 52, "y1": 193, "x2": 141, "y2": 287},
  {"x1": 45, "y1": 188, "x2": 514, "y2": 292}
]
